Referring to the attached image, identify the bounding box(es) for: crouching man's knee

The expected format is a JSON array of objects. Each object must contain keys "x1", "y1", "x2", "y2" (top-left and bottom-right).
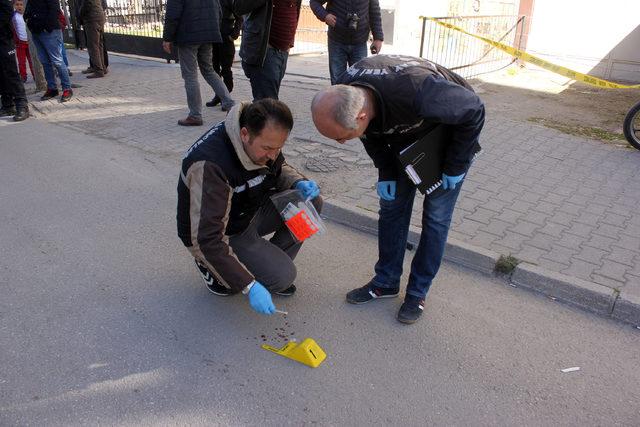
[{"x1": 268, "y1": 258, "x2": 297, "y2": 293}]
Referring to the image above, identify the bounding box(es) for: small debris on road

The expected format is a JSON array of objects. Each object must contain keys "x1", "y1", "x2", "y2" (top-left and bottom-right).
[{"x1": 561, "y1": 367, "x2": 580, "y2": 373}]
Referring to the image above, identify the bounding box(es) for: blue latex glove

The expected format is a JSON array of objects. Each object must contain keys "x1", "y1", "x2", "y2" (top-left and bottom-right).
[
  {"x1": 442, "y1": 173, "x2": 465, "y2": 190},
  {"x1": 295, "y1": 180, "x2": 320, "y2": 200},
  {"x1": 376, "y1": 181, "x2": 396, "y2": 201},
  {"x1": 248, "y1": 282, "x2": 275, "y2": 315}
]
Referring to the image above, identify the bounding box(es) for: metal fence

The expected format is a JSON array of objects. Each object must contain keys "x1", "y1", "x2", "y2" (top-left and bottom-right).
[
  {"x1": 104, "y1": 0, "x2": 165, "y2": 38},
  {"x1": 418, "y1": 15, "x2": 525, "y2": 79},
  {"x1": 63, "y1": 0, "x2": 328, "y2": 58}
]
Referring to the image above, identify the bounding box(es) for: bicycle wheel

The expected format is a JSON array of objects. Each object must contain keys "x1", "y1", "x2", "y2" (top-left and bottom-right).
[{"x1": 623, "y1": 101, "x2": 640, "y2": 150}]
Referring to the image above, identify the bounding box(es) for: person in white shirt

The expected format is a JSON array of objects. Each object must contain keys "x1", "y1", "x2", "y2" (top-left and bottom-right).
[{"x1": 11, "y1": 0, "x2": 33, "y2": 82}]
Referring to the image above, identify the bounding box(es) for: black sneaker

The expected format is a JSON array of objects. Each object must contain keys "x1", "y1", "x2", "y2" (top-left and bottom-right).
[
  {"x1": 13, "y1": 107, "x2": 29, "y2": 122},
  {"x1": 397, "y1": 296, "x2": 425, "y2": 324},
  {"x1": 40, "y1": 89, "x2": 59, "y2": 101},
  {"x1": 60, "y1": 89, "x2": 73, "y2": 102},
  {"x1": 346, "y1": 282, "x2": 399, "y2": 304},
  {"x1": 195, "y1": 260, "x2": 231, "y2": 296},
  {"x1": 275, "y1": 284, "x2": 296, "y2": 296},
  {"x1": 206, "y1": 96, "x2": 221, "y2": 107},
  {"x1": 0, "y1": 106, "x2": 16, "y2": 117}
]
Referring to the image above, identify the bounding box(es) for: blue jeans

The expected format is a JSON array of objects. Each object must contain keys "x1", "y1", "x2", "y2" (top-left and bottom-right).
[
  {"x1": 372, "y1": 172, "x2": 464, "y2": 299},
  {"x1": 241, "y1": 46, "x2": 288, "y2": 100},
  {"x1": 61, "y1": 41, "x2": 69, "y2": 66},
  {"x1": 327, "y1": 39, "x2": 368, "y2": 85},
  {"x1": 31, "y1": 30, "x2": 71, "y2": 90}
]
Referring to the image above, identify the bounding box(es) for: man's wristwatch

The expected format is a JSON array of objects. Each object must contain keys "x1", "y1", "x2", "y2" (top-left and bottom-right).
[{"x1": 242, "y1": 280, "x2": 256, "y2": 295}]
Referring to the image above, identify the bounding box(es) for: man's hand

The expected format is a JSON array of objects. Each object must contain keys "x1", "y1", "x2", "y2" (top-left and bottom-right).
[
  {"x1": 370, "y1": 40, "x2": 383, "y2": 54},
  {"x1": 324, "y1": 13, "x2": 337, "y2": 27},
  {"x1": 295, "y1": 180, "x2": 320, "y2": 200},
  {"x1": 376, "y1": 181, "x2": 396, "y2": 201},
  {"x1": 162, "y1": 41, "x2": 172, "y2": 54},
  {"x1": 441, "y1": 173, "x2": 465, "y2": 190},
  {"x1": 248, "y1": 282, "x2": 275, "y2": 315}
]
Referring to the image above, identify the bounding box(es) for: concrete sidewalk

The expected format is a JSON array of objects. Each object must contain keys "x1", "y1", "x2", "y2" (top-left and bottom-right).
[{"x1": 16, "y1": 48, "x2": 640, "y2": 326}]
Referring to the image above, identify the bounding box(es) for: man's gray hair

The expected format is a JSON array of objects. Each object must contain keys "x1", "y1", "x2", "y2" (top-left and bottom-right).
[{"x1": 319, "y1": 85, "x2": 366, "y2": 130}]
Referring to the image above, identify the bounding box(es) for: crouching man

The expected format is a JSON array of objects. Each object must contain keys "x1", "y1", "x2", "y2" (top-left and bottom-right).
[{"x1": 177, "y1": 98, "x2": 322, "y2": 315}]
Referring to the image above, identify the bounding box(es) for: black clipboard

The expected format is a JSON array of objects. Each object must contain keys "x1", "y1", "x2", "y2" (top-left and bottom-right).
[{"x1": 397, "y1": 125, "x2": 449, "y2": 195}]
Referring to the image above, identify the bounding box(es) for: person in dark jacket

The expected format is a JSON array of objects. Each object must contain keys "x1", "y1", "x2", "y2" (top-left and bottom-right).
[
  {"x1": 310, "y1": 0, "x2": 384, "y2": 84},
  {"x1": 0, "y1": 0, "x2": 28, "y2": 120},
  {"x1": 24, "y1": 0, "x2": 73, "y2": 102},
  {"x1": 233, "y1": 0, "x2": 301, "y2": 101},
  {"x1": 311, "y1": 55, "x2": 485, "y2": 324},
  {"x1": 74, "y1": 0, "x2": 109, "y2": 74},
  {"x1": 162, "y1": 0, "x2": 235, "y2": 126},
  {"x1": 206, "y1": 0, "x2": 241, "y2": 108},
  {"x1": 79, "y1": 0, "x2": 106, "y2": 78},
  {"x1": 177, "y1": 98, "x2": 322, "y2": 315}
]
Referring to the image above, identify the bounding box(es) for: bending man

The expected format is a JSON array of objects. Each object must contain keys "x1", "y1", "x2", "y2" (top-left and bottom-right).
[{"x1": 311, "y1": 55, "x2": 484, "y2": 324}]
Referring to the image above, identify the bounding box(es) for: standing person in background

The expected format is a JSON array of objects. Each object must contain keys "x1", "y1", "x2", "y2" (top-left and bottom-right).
[
  {"x1": 24, "y1": 0, "x2": 73, "y2": 101},
  {"x1": 79, "y1": 0, "x2": 105, "y2": 78},
  {"x1": 234, "y1": 0, "x2": 301, "y2": 101},
  {"x1": 75, "y1": 0, "x2": 109, "y2": 75},
  {"x1": 57, "y1": 8, "x2": 72, "y2": 75},
  {"x1": 1, "y1": 0, "x2": 29, "y2": 120},
  {"x1": 162, "y1": 0, "x2": 235, "y2": 126},
  {"x1": 310, "y1": 0, "x2": 384, "y2": 84},
  {"x1": 11, "y1": 0, "x2": 34, "y2": 82},
  {"x1": 206, "y1": 0, "x2": 241, "y2": 108}
]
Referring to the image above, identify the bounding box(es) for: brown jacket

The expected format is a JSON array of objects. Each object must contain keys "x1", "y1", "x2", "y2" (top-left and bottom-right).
[{"x1": 176, "y1": 103, "x2": 305, "y2": 290}]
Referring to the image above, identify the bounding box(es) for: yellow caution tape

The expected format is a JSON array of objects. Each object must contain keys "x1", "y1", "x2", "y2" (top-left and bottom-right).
[{"x1": 423, "y1": 17, "x2": 640, "y2": 89}]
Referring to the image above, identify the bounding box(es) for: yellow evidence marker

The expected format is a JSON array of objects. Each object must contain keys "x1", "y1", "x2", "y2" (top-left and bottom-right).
[{"x1": 261, "y1": 338, "x2": 327, "y2": 368}]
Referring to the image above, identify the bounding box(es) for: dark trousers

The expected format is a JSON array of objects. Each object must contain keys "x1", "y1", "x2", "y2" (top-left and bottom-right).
[
  {"x1": 212, "y1": 37, "x2": 235, "y2": 92},
  {"x1": 85, "y1": 29, "x2": 108, "y2": 69},
  {"x1": 226, "y1": 195, "x2": 323, "y2": 292},
  {"x1": 0, "y1": 38, "x2": 27, "y2": 109},
  {"x1": 84, "y1": 20, "x2": 105, "y2": 74},
  {"x1": 241, "y1": 46, "x2": 288, "y2": 101},
  {"x1": 372, "y1": 172, "x2": 464, "y2": 299}
]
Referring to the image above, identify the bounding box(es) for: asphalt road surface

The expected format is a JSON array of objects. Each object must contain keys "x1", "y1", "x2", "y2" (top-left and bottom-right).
[{"x1": 1, "y1": 120, "x2": 639, "y2": 426}]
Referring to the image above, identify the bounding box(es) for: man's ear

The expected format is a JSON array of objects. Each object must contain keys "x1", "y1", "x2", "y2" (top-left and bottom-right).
[
  {"x1": 240, "y1": 127, "x2": 250, "y2": 144},
  {"x1": 356, "y1": 110, "x2": 368, "y2": 124}
]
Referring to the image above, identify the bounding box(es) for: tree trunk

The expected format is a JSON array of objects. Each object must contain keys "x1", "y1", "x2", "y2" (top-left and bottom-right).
[{"x1": 27, "y1": 32, "x2": 47, "y2": 92}]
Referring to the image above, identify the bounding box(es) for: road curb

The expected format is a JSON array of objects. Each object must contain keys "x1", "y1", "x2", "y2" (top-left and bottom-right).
[
  {"x1": 611, "y1": 291, "x2": 640, "y2": 326},
  {"x1": 510, "y1": 263, "x2": 616, "y2": 317},
  {"x1": 322, "y1": 199, "x2": 639, "y2": 327}
]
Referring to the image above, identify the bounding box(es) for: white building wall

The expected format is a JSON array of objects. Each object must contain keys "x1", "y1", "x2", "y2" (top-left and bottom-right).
[
  {"x1": 525, "y1": 0, "x2": 640, "y2": 82},
  {"x1": 382, "y1": 0, "x2": 520, "y2": 55}
]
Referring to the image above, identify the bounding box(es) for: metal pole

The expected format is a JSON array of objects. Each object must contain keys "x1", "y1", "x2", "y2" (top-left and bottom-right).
[{"x1": 419, "y1": 16, "x2": 426, "y2": 57}]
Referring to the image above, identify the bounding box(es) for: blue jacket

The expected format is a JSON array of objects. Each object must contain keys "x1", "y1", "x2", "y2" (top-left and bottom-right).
[
  {"x1": 163, "y1": 0, "x2": 222, "y2": 45},
  {"x1": 338, "y1": 55, "x2": 484, "y2": 180},
  {"x1": 310, "y1": 0, "x2": 383, "y2": 45}
]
